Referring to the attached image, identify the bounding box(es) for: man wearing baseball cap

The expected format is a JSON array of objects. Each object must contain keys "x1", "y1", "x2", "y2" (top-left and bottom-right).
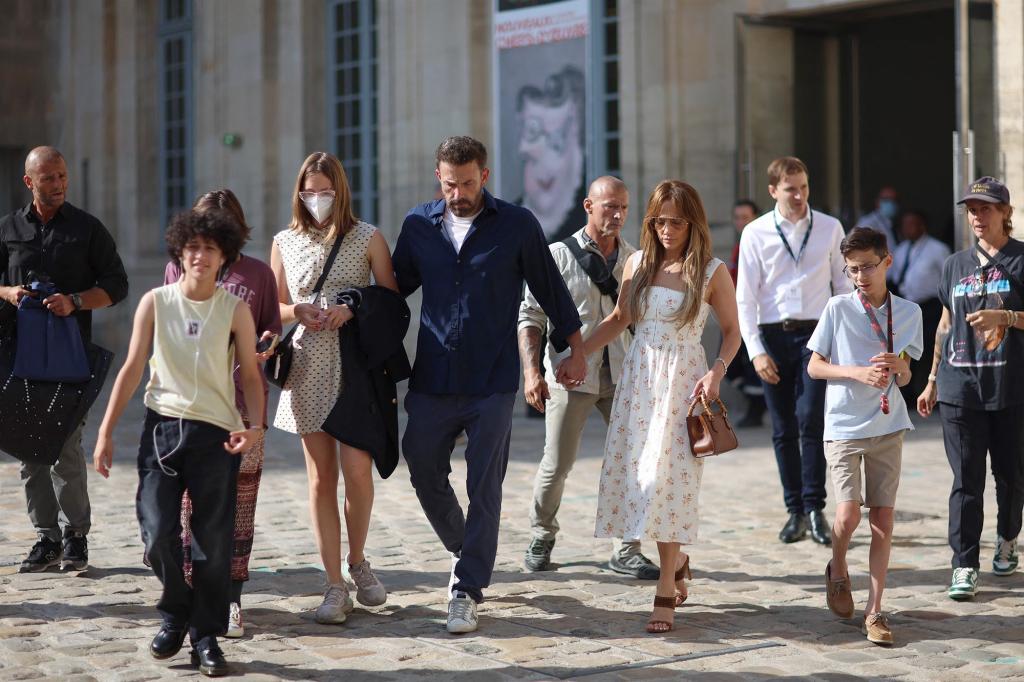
[{"x1": 917, "y1": 176, "x2": 1024, "y2": 600}]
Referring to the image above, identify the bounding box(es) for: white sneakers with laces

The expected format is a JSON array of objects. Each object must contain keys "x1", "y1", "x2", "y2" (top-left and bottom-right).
[{"x1": 446, "y1": 591, "x2": 478, "y2": 634}]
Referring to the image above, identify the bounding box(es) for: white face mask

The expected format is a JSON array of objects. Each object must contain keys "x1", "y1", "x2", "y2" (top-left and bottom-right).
[{"x1": 302, "y1": 194, "x2": 334, "y2": 224}]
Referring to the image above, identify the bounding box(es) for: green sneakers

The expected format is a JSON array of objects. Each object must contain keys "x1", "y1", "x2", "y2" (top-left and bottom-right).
[
  {"x1": 948, "y1": 567, "x2": 979, "y2": 600},
  {"x1": 993, "y1": 536, "x2": 1019, "y2": 576}
]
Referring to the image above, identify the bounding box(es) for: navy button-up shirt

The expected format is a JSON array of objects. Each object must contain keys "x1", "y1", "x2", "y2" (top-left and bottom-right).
[{"x1": 393, "y1": 189, "x2": 582, "y2": 395}]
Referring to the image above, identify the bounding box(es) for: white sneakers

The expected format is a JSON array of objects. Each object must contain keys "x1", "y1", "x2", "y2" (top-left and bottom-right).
[
  {"x1": 315, "y1": 583, "x2": 354, "y2": 624},
  {"x1": 446, "y1": 591, "x2": 479, "y2": 634},
  {"x1": 225, "y1": 601, "x2": 244, "y2": 638},
  {"x1": 348, "y1": 556, "x2": 388, "y2": 606}
]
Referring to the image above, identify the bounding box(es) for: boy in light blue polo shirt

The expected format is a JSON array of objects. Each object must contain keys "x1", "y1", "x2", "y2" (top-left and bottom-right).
[{"x1": 807, "y1": 227, "x2": 923, "y2": 646}]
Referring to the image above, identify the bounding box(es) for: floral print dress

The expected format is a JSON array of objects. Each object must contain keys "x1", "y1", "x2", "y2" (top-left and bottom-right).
[{"x1": 594, "y1": 256, "x2": 723, "y2": 544}]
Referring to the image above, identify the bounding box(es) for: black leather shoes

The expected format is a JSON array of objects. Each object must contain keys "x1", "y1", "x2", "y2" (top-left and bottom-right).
[
  {"x1": 779, "y1": 513, "x2": 808, "y2": 543},
  {"x1": 191, "y1": 642, "x2": 230, "y2": 677},
  {"x1": 808, "y1": 509, "x2": 833, "y2": 546},
  {"x1": 150, "y1": 627, "x2": 188, "y2": 660}
]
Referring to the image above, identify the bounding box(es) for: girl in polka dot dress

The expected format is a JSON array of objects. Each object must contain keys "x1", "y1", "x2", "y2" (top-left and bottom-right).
[{"x1": 270, "y1": 152, "x2": 399, "y2": 624}]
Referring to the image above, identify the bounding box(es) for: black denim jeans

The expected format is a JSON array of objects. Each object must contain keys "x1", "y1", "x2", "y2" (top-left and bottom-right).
[
  {"x1": 136, "y1": 409, "x2": 239, "y2": 646},
  {"x1": 760, "y1": 327, "x2": 828, "y2": 514},
  {"x1": 940, "y1": 402, "x2": 1024, "y2": 569}
]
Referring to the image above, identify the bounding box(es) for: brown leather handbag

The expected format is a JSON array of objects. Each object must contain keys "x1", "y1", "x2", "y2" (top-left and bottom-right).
[{"x1": 686, "y1": 395, "x2": 738, "y2": 458}]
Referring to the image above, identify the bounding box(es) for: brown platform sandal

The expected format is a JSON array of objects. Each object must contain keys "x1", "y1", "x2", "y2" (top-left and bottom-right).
[
  {"x1": 674, "y1": 554, "x2": 692, "y2": 606},
  {"x1": 645, "y1": 595, "x2": 676, "y2": 633}
]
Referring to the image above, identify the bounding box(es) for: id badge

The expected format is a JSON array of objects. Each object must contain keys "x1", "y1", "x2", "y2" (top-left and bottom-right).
[{"x1": 780, "y1": 282, "x2": 802, "y2": 317}]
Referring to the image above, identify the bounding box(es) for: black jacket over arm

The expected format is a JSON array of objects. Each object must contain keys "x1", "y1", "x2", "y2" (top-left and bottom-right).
[{"x1": 322, "y1": 285, "x2": 411, "y2": 478}]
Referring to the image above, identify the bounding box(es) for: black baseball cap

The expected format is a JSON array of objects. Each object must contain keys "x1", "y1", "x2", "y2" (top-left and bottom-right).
[{"x1": 957, "y1": 176, "x2": 1010, "y2": 205}]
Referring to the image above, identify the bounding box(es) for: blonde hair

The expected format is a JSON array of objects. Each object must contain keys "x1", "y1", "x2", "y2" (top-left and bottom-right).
[
  {"x1": 289, "y1": 152, "x2": 357, "y2": 240},
  {"x1": 767, "y1": 156, "x2": 808, "y2": 186},
  {"x1": 628, "y1": 180, "x2": 713, "y2": 327}
]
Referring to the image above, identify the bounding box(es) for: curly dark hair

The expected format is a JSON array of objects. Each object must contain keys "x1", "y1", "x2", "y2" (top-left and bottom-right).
[
  {"x1": 435, "y1": 136, "x2": 488, "y2": 169},
  {"x1": 165, "y1": 209, "x2": 245, "y2": 268}
]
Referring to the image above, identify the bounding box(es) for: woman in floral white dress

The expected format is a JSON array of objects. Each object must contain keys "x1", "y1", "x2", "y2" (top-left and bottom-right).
[{"x1": 563, "y1": 180, "x2": 741, "y2": 633}]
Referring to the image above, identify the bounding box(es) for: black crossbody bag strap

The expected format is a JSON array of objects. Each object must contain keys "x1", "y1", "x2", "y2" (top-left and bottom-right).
[
  {"x1": 279, "y1": 232, "x2": 345, "y2": 346},
  {"x1": 974, "y1": 243, "x2": 1024, "y2": 298},
  {"x1": 562, "y1": 237, "x2": 619, "y2": 299}
]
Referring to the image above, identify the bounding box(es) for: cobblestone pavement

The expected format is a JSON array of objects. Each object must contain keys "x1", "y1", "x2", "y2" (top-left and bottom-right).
[{"x1": 2, "y1": 387, "x2": 1024, "y2": 681}]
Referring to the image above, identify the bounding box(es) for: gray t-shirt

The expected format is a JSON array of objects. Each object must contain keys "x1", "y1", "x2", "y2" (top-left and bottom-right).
[{"x1": 807, "y1": 291, "x2": 924, "y2": 440}]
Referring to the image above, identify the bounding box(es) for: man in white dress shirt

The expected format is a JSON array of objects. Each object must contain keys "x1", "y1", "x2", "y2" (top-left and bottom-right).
[
  {"x1": 857, "y1": 186, "x2": 900, "y2": 251},
  {"x1": 737, "y1": 156, "x2": 852, "y2": 545},
  {"x1": 887, "y1": 209, "x2": 951, "y2": 402}
]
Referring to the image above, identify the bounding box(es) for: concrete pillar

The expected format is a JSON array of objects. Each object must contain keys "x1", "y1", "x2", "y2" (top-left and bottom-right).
[
  {"x1": 995, "y1": 0, "x2": 1024, "y2": 194},
  {"x1": 376, "y1": 0, "x2": 492, "y2": 243}
]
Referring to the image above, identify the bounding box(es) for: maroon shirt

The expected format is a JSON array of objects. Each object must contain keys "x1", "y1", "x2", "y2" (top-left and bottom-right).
[{"x1": 164, "y1": 253, "x2": 282, "y2": 426}]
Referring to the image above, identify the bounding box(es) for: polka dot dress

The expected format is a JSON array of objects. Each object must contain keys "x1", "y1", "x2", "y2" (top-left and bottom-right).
[{"x1": 273, "y1": 222, "x2": 375, "y2": 435}]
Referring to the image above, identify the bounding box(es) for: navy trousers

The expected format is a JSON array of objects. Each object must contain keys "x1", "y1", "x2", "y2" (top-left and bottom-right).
[
  {"x1": 760, "y1": 327, "x2": 828, "y2": 514},
  {"x1": 940, "y1": 402, "x2": 1024, "y2": 569},
  {"x1": 136, "y1": 409, "x2": 239, "y2": 646},
  {"x1": 402, "y1": 391, "x2": 516, "y2": 603}
]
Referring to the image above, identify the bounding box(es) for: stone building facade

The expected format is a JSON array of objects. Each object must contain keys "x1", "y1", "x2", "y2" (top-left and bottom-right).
[{"x1": 1, "y1": 0, "x2": 1019, "y2": 346}]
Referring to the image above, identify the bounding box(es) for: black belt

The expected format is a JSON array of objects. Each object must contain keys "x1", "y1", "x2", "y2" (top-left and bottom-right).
[{"x1": 759, "y1": 319, "x2": 818, "y2": 333}]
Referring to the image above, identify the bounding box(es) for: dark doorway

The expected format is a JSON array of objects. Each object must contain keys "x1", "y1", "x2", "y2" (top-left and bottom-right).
[{"x1": 742, "y1": 1, "x2": 994, "y2": 249}]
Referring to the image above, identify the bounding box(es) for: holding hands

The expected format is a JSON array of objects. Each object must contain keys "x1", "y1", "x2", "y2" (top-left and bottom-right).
[{"x1": 554, "y1": 351, "x2": 587, "y2": 388}]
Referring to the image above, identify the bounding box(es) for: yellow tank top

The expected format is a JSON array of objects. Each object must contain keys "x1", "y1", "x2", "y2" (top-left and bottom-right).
[{"x1": 144, "y1": 284, "x2": 245, "y2": 432}]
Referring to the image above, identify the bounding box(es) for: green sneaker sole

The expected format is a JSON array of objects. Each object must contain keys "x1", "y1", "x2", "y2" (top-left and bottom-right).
[
  {"x1": 947, "y1": 587, "x2": 976, "y2": 601},
  {"x1": 992, "y1": 563, "x2": 1018, "y2": 576}
]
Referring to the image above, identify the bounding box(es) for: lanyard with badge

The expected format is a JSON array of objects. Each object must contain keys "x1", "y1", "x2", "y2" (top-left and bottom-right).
[
  {"x1": 773, "y1": 209, "x2": 814, "y2": 263},
  {"x1": 775, "y1": 208, "x2": 813, "y2": 316},
  {"x1": 856, "y1": 289, "x2": 893, "y2": 415}
]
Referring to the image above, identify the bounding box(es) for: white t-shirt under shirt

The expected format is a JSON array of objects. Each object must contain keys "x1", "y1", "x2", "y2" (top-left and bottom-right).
[
  {"x1": 443, "y1": 207, "x2": 482, "y2": 253},
  {"x1": 807, "y1": 291, "x2": 924, "y2": 440}
]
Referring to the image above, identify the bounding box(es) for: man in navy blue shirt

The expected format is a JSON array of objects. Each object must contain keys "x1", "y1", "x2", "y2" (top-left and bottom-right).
[{"x1": 393, "y1": 136, "x2": 585, "y2": 633}]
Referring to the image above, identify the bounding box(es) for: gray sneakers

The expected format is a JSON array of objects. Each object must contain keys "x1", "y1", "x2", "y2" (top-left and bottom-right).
[
  {"x1": 348, "y1": 556, "x2": 387, "y2": 607},
  {"x1": 315, "y1": 583, "x2": 354, "y2": 624},
  {"x1": 446, "y1": 591, "x2": 478, "y2": 634}
]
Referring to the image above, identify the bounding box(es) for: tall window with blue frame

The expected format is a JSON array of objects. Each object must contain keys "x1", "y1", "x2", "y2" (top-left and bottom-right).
[
  {"x1": 158, "y1": 0, "x2": 193, "y2": 232},
  {"x1": 329, "y1": 0, "x2": 378, "y2": 224}
]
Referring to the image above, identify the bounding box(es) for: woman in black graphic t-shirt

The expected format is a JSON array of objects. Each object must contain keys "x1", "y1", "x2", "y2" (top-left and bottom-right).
[{"x1": 917, "y1": 177, "x2": 1024, "y2": 601}]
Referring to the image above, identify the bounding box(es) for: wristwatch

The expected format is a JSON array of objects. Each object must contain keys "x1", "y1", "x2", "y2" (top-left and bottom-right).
[{"x1": 70, "y1": 293, "x2": 83, "y2": 311}]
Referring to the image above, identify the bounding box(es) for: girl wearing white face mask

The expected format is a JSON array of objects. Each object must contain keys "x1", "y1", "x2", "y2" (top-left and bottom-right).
[{"x1": 270, "y1": 152, "x2": 399, "y2": 623}]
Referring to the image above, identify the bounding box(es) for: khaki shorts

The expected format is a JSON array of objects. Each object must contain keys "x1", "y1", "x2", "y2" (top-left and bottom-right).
[{"x1": 824, "y1": 431, "x2": 904, "y2": 508}]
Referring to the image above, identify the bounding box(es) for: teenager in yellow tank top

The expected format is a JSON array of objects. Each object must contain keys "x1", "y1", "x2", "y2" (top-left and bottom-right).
[{"x1": 91, "y1": 210, "x2": 263, "y2": 676}]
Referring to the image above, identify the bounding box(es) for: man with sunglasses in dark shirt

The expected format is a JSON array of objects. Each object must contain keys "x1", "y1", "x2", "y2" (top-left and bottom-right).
[{"x1": 0, "y1": 146, "x2": 128, "y2": 574}]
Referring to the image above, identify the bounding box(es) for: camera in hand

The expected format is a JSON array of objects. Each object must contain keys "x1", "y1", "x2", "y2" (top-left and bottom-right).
[{"x1": 256, "y1": 333, "x2": 280, "y2": 354}]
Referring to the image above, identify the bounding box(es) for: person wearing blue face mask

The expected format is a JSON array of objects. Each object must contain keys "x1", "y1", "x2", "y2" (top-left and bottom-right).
[{"x1": 858, "y1": 187, "x2": 900, "y2": 250}]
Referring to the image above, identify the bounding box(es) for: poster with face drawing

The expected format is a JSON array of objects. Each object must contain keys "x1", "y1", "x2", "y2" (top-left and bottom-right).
[{"x1": 494, "y1": 0, "x2": 589, "y2": 243}]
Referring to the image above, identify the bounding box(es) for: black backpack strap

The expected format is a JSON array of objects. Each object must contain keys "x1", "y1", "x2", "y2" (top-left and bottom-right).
[{"x1": 561, "y1": 236, "x2": 619, "y2": 300}]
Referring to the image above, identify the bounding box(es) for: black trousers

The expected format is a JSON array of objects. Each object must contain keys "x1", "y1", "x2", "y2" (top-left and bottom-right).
[
  {"x1": 939, "y1": 402, "x2": 1024, "y2": 568},
  {"x1": 402, "y1": 391, "x2": 516, "y2": 603},
  {"x1": 760, "y1": 326, "x2": 828, "y2": 514},
  {"x1": 136, "y1": 409, "x2": 239, "y2": 645}
]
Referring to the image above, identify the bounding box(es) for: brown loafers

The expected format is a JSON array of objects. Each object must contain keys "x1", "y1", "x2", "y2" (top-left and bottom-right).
[{"x1": 825, "y1": 560, "x2": 855, "y2": 618}]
